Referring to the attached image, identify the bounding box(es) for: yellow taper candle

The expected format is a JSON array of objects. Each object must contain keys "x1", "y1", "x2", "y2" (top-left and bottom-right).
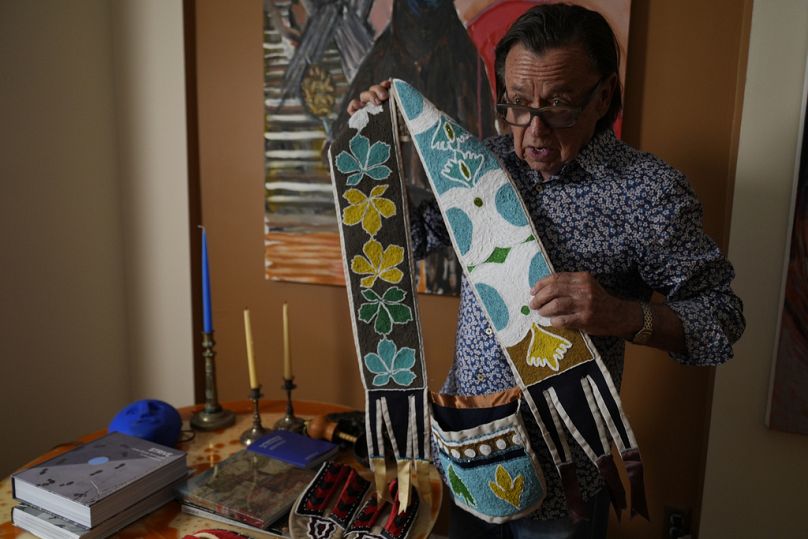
[
  {"x1": 244, "y1": 308, "x2": 258, "y2": 389},
  {"x1": 283, "y1": 302, "x2": 292, "y2": 380}
]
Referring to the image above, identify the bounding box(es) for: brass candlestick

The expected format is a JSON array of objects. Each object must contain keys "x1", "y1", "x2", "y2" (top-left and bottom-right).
[
  {"x1": 191, "y1": 331, "x2": 235, "y2": 430},
  {"x1": 273, "y1": 377, "x2": 305, "y2": 433},
  {"x1": 240, "y1": 386, "x2": 268, "y2": 446}
]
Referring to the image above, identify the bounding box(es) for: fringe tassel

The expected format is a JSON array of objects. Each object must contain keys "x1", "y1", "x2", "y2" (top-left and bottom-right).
[
  {"x1": 585, "y1": 375, "x2": 632, "y2": 452},
  {"x1": 581, "y1": 376, "x2": 610, "y2": 454},
  {"x1": 559, "y1": 462, "x2": 587, "y2": 523},
  {"x1": 372, "y1": 402, "x2": 388, "y2": 501},
  {"x1": 525, "y1": 363, "x2": 649, "y2": 521},
  {"x1": 371, "y1": 457, "x2": 388, "y2": 503},
  {"x1": 396, "y1": 459, "x2": 412, "y2": 512},
  {"x1": 596, "y1": 454, "x2": 627, "y2": 520},
  {"x1": 622, "y1": 448, "x2": 649, "y2": 519},
  {"x1": 540, "y1": 388, "x2": 572, "y2": 463},
  {"x1": 370, "y1": 393, "x2": 432, "y2": 513},
  {"x1": 415, "y1": 459, "x2": 432, "y2": 509}
]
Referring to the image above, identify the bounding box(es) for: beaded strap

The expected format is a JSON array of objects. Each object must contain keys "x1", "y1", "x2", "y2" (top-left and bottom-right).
[{"x1": 329, "y1": 79, "x2": 647, "y2": 521}]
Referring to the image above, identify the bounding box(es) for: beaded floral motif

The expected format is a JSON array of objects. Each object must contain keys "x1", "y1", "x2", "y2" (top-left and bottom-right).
[
  {"x1": 356, "y1": 287, "x2": 413, "y2": 336},
  {"x1": 364, "y1": 339, "x2": 417, "y2": 387},
  {"x1": 335, "y1": 133, "x2": 392, "y2": 186},
  {"x1": 350, "y1": 239, "x2": 404, "y2": 288},
  {"x1": 489, "y1": 465, "x2": 524, "y2": 509},
  {"x1": 341, "y1": 185, "x2": 397, "y2": 237}
]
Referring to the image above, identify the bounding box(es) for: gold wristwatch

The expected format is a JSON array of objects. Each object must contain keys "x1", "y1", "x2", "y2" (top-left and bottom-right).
[{"x1": 632, "y1": 302, "x2": 653, "y2": 345}]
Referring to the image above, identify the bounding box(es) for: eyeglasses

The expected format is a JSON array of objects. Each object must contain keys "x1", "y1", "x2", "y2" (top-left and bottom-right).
[{"x1": 496, "y1": 79, "x2": 604, "y2": 129}]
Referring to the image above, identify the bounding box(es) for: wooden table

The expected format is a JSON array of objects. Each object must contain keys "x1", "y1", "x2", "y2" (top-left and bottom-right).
[{"x1": 0, "y1": 400, "x2": 442, "y2": 538}]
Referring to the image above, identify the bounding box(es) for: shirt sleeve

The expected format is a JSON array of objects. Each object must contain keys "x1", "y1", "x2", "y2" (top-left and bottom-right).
[
  {"x1": 637, "y1": 170, "x2": 745, "y2": 366},
  {"x1": 408, "y1": 190, "x2": 451, "y2": 259}
]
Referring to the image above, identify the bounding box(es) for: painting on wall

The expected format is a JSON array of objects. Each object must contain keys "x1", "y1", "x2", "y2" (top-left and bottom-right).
[
  {"x1": 263, "y1": 0, "x2": 631, "y2": 294},
  {"x1": 768, "y1": 69, "x2": 808, "y2": 435}
]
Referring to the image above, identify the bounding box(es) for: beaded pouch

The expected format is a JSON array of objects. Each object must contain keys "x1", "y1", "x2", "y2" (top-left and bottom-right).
[{"x1": 430, "y1": 389, "x2": 545, "y2": 523}]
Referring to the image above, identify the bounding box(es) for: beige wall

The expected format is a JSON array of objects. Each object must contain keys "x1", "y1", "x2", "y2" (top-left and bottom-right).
[
  {"x1": 701, "y1": 2, "x2": 808, "y2": 537},
  {"x1": 110, "y1": 0, "x2": 195, "y2": 403},
  {"x1": 0, "y1": 0, "x2": 193, "y2": 476}
]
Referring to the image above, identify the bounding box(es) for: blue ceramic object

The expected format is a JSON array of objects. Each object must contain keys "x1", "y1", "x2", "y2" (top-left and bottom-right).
[{"x1": 109, "y1": 399, "x2": 182, "y2": 447}]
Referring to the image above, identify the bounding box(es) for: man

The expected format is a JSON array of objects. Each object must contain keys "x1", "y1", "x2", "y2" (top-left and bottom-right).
[{"x1": 347, "y1": 4, "x2": 744, "y2": 538}]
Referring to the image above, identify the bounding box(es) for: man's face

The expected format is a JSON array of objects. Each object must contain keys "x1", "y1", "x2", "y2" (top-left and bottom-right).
[{"x1": 503, "y1": 43, "x2": 615, "y2": 179}]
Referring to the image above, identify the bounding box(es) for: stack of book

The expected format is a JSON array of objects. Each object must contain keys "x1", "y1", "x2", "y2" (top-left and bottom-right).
[
  {"x1": 177, "y1": 430, "x2": 338, "y2": 536},
  {"x1": 11, "y1": 431, "x2": 187, "y2": 539}
]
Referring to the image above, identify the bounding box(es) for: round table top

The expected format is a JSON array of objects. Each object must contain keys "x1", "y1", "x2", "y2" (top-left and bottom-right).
[{"x1": 0, "y1": 399, "x2": 441, "y2": 539}]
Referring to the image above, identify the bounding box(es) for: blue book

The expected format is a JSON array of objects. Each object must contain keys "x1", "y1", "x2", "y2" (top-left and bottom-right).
[{"x1": 248, "y1": 430, "x2": 338, "y2": 469}]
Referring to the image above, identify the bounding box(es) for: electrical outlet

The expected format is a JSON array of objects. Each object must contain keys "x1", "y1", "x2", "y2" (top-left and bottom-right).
[{"x1": 664, "y1": 506, "x2": 691, "y2": 538}]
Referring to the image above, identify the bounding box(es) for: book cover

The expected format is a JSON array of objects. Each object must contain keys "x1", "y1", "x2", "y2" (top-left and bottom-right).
[
  {"x1": 177, "y1": 449, "x2": 316, "y2": 529},
  {"x1": 11, "y1": 431, "x2": 187, "y2": 527},
  {"x1": 11, "y1": 477, "x2": 183, "y2": 539},
  {"x1": 247, "y1": 430, "x2": 338, "y2": 469}
]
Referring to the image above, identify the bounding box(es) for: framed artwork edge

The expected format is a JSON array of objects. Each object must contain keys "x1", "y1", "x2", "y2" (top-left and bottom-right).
[{"x1": 765, "y1": 51, "x2": 808, "y2": 432}]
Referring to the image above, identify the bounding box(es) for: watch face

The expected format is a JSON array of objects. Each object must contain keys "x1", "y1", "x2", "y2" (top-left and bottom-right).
[{"x1": 634, "y1": 329, "x2": 651, "y2": 344}]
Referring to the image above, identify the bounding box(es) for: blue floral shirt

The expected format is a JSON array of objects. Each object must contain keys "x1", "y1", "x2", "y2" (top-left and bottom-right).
[{"x1": 411, "y1": 128, "x2": 745, "y2": 519}]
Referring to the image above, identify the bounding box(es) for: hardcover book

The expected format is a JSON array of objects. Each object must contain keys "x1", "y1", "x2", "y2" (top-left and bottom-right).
[
  {"x1": 11, "y1": 431, "x2": 187, "y2": 528},
  {"x1": 180, "y1": 501, "x2": 288, "y2": 537},
  {"x1": 11, "y1": 477, "x2": 184, "y2": 539},
  {"x1": 177, "y1": 449, "x2": 317, "y2": 529},
  {"x1": 247, "y1": 430, "x2": 338, "y2": 469}
]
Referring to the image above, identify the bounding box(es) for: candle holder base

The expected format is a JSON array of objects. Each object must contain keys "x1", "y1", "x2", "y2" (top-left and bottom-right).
[
  {"x1": 240, "y1": 386, "x2": 269, "y2": 446},
  {"x1": 191, "y1": 331, "x2": 236, "y2": 431},
  {"x1": 273, "y1": 377, "x2": 305, "y2": 434},
  {"x1": 273, "y1": 414, "x2": 306, "y2": 433},
  {"x1": 240, "y1": 424, "x2": 269, "y2": 445},
  {"x1": 190, "y1": 407, "x2": 236, "y2": 431}
]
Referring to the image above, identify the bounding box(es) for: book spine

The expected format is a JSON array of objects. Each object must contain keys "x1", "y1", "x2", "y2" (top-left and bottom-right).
[{"x1": 183, "y1": 496, "x2": 264, "y2": 528}]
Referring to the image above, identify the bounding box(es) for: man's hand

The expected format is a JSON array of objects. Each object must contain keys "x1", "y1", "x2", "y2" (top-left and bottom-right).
[
  {"x1": 347, "y1": 80, "x2": 392, "y2": 115},
  {"x1": 529, "y1": 272, "x2": 637, "y2": 339}
]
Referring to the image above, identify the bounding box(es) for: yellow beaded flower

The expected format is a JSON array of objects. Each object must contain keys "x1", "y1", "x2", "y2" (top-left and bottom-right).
[
  {"x1": 526, "y1": 322, "x2": 572, "y2": 371},
  {"x1": 489, "y1": 465, "x2": 524, "y2": 509},
  {"x1": 341, "y1": 185, "x2": 397, "y2": 236},
  {"x1": 350, "y1": 239, "x2": 404, "y2": 288}
]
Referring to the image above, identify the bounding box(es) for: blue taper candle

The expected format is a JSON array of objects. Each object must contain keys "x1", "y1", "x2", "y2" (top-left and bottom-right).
[{"x1": 202, "y1": 227, "x2": 213, "y2": 333}]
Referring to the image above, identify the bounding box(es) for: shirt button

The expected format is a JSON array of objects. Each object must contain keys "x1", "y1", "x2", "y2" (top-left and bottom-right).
[
  {"x1": 485, "y1": 328, "x2": 493, "y2": 336},
  {"x1": 477, "y1": 373, "x2": 485, "y2": 381}
]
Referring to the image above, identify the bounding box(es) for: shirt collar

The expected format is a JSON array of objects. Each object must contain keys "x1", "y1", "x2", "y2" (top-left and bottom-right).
[
  {"x1": 571, "y1": 128, "x2": 619, "y2": 177},
  {"x1": 538, "y1": 128, "x2": 619, "y2": 183}
]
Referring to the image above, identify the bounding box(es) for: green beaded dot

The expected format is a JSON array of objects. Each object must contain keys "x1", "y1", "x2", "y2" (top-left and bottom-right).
[
  {"x1": 474, "y1": 197, "x2": 483, "y2": 207},
  {"x1": 520, "y1": 305, "x2": 530, "y2": 315}
]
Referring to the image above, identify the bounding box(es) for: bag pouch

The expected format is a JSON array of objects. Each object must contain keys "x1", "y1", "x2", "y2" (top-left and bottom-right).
[{"x1": 430, "y1": 389, "x2": 545, "y2": 523}]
